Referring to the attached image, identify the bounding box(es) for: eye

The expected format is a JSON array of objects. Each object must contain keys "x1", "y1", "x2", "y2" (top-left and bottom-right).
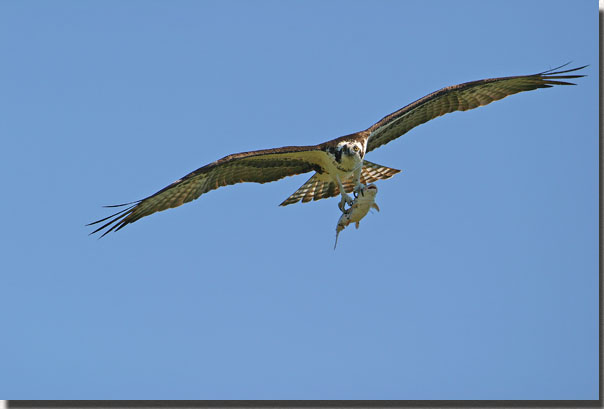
[{"x1": 353, "y1": 146, "x2": 360, "y2": 152}]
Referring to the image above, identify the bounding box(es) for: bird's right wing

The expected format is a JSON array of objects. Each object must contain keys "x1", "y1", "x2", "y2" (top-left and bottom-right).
[{"x1": 89, "y1": 146, "x2": 326, "y2": 237}]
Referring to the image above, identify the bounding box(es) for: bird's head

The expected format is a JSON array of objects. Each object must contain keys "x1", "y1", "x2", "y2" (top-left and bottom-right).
[{"x1": 337, "y1": 141, "x2": 365, "y2": 160}]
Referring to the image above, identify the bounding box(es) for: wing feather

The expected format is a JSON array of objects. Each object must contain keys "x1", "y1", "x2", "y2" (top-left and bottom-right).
[
  {"x1": 89, "y1": 146, "x2": 325, "y2": 237},
  {"x1": 365, "y1": 64, "x2": 587, "y2": 152}
]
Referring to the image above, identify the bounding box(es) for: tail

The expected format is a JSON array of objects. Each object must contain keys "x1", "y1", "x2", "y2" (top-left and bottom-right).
[{"x1": 280, "y1": 160, "x2": 401, "y2": 206}]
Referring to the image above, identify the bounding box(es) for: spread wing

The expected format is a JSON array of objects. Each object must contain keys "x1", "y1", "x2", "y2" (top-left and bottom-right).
[
  {"x1": 365, "y1": 64, "x2": 587, "y2": 153},
  {"x1": 279, "y1": 160, "x2": 401, "y2": 206},
  {"x1": 88, "y1": 146, "x2": 325, "y2": 237}
]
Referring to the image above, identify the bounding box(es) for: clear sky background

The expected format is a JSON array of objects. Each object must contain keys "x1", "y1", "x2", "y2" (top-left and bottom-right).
[{"x1": 0, "y1": 0, "x2": 598, "y2": 400}]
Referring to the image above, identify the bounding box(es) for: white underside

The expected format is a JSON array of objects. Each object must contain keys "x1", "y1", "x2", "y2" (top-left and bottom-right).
[{"x1": 321, "y1": 152, "x2": 363, "y2": 187}]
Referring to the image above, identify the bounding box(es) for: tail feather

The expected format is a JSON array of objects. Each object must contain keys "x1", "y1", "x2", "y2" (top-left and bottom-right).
[{"x1": 279, "y1": 160, "x2": 401, "y2": 206}]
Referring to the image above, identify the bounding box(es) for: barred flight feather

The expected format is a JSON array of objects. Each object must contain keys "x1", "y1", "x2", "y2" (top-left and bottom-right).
[
  {"x1": 366, "y1": 63, "x2": 587, "y2": 152},
  {"x1": 279, "y1": 160, "x2": 401, "y2": 206}
]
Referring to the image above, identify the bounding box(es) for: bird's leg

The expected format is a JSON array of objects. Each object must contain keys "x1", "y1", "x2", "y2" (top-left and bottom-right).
[
  {"x1": 351, "y1": 166, "x2": 365, "y2": 198},
  {"x1": 336, "y1": 175, "x2": 354, "y2": 212}
]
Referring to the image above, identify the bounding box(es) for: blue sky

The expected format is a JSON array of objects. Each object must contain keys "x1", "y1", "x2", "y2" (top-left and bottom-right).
[{"x1": 0, "y1": 0, "x2": 598, "y2": 400}]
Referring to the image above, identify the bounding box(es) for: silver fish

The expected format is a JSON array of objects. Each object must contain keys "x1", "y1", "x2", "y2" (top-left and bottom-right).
[{"x1": 334, "y1": 184, "x2": 380, "y2": 249}]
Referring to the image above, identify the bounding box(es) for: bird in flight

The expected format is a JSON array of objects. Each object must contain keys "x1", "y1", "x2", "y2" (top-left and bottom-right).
[{"x1": 89, "y1": 63, "x2": 586, "y2": 237}]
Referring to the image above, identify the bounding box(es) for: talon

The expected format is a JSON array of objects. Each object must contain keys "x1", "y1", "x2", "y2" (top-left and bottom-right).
[
  {"x1": 353, "y1": 183, "x2": 365, "y2": 196},
  {"x1": 338, "y1": 193, "x2": 354, "y2": 212}
]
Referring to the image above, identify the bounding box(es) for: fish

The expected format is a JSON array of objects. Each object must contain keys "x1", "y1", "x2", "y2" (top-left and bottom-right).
[{"x1": 334, "y1": 184, "x2": 380, "y2": 249}]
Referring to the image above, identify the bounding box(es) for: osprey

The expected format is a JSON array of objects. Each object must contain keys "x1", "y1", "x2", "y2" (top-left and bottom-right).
[{"x1": 89, "y1": 64, "x2": 585, "y2": 237}]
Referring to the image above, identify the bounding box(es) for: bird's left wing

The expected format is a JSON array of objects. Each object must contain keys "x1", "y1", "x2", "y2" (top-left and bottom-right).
[
  {"x1": 88, "y1": 146, "x2": 325, "y2": 237},
  {"x1": 365, "y1": 64, "x2": 587, "y2": 153}
]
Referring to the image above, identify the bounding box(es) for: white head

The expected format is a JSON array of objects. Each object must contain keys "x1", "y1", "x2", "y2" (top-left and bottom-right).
[{"x1": 336, "y1": 140, "x2": 365, "y2": 160}]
